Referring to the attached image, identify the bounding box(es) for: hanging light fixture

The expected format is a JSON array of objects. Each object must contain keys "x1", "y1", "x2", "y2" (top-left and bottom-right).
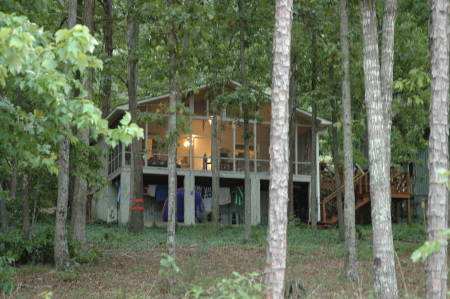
[{"x1": 183, "y1": 138, "x2": 190, "y2": 147}]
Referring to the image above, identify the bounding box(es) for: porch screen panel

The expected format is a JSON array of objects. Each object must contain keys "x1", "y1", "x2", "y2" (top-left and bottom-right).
[
  {"x1": 256, "y1": 123, "x2": 270, "y2": 172},
  {"x1": 297, "y1": 127, "x2": 312, "y2": 175},
  {"x1": 234, "y1": 122, "x2": 255, "y2": 172},
  {"x1": 219, "y1": 121, "x2": 234, "y2": 171}
]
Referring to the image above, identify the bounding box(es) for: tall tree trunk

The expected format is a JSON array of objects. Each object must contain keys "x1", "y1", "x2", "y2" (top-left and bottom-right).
[
  {"x1": 128, "y1": 0, "x2": 143, "y2": 234},
  {"x1": 237, "y1": 0, "x2": 252, "y2": 240},
  {"x1": 211, "y1": 104, "x2": 220, "y2": 230},
  {"x1": 54, "y1": 0, "x2": 77, "y2": 271},
  {"x1": 0, "y1": 183, "x2": 9, "y2": 235},
  {"x1": 22, "y1": 173, "x2": 30, "y2": 241},
  {"x1": 340, "y1": 0, "x2": 358, "y2": 280},
  {"x1": 288, "y1": 71, "x2": 296, "y2": 214},
  {"x1": 330, "y1": 92, "x2": 344, "y2": 241},
  {"x1": 426, "y1": 0, "x2": 449, "y2": 298},
  {"x1": 71, "y1": 0, "x2": 95, "y2": 247},
  {"x1": 360, "y1": 0, "x2": 398, "y2": 297},
  {"x1": 166, "y1": 0, "x2": 178, "y2": 288},
  {"x1": 101, "y1": 0, "x2": 114, "y2": 118},
  {"x1": 264, "y1": 0, "x2": 292, "y2": 297},
  {"x1": 10, "y1": 159, "x2": 18, "y2": 200},
  {"x1": 309, "y1": 28, "x2": 318, "y2": 235}
]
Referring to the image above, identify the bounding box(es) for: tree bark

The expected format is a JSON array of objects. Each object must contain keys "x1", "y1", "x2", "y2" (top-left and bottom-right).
[
  {"x1": 0, "y1": 183, "x2": 9, "y2": 235},
  {"x1": 237, "y1": 0, "x2": 252, "y2": 240},
  {"x1": 22, "y1": 173, "x2": 30, "y2": 241},
  {"x1": 71, "y1": 0, "x2": 95, "y2": 247},
  {"x1": 101, "y1": 0, "x2": 113, "y2": 118},
  {"x1": 166, "y1": 0, "x2": 178, "y2": 288},
  {"x1": 264, "y1": 0, "x2": 292, "y2": 297},
  {"x1": 211, "y1": 105, "x2": 220, "y2": 230},
  {"x1": 340, "y1": 0, "x2": 358, "y2": 280},
  {"x1": 426, "y1": 0, "x2": 449, "y2": 298},
  {"x1": 54, "y1": 0, "x2": 77, "y2": 271},
  {"x1": 330, "y1": 94, "x2": 344, "y2": 242},
  {"x1": 309, "y1": 28, "x2": 318, "y2": 235},
  {"x1": 288, "y1": 71, "x2": 296, "y2": 214},
  {"x1": 360, "y1": 0, "x2": 398, "y2": 297},
  {"x1": 127, "y1": 0, "x2": 143, "y2": 234}
]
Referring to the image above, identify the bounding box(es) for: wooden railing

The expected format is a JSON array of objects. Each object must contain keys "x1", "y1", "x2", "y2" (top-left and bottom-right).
[
  {"x1": 319, "y1": 164, "x2": 367, "y2": 225},
  {"x1": 319, "y1": 165, "x2": 411, "y2": 226}
]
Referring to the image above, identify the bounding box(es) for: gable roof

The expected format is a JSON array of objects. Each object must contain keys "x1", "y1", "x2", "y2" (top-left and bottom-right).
[{"x1": 106, "y1": 82, "x2": 331, "y2": 129}]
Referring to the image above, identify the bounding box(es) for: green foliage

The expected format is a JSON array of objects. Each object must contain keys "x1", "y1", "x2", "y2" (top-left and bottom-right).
[
  {"x1": 158, "y1": 253, "x2": 181, "y2": 279},
  {"x1": 58, "y1": 265, "x2": 79, "y2": 281},
  {"x1": 411, "y1": 240, "x2": 446, "y2": 263},
  {"x1": 0, "y1": 256, "x2": 15, "y2": 295},
  {"x1": 0, "y1": 12, "x2": 143, "y2": 175},
  {"x1": 0, "y1": 224, "x2": 81, "y2": 264},
  {"x1": 186, "y1": 272, "x2": 266, "y2": 299}
]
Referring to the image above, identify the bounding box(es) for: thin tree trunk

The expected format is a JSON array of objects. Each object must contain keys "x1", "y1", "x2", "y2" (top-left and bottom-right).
[
  {"x1": 128, "y1": 0, "x2": 143, "y2": 233},
  {"x1": 309, "y1": 28, "x2": 318, "y2": 235},
  {"x1": 54, "y1": 0, "x2": 77, "y2": 271},
  {"x1": 22, "y1": 173, "x2": 30, "y2": 241},
  {"x1": 288, "y1": 71, "x2": 296, "y2": 215},
  {"x1": 340, "y1": 0, "x2": 358, "y2": 280},
  {"x1": 71, "y1": 0, "x2": 95, "y2": 247},
  {"x1": 426, "y1": 0, "x2": 449, "y2": 297},
  {"x1": 10, "y1": 159, "x2": 18, "y2": 200},
  {"x1": 101, "y1": 0, "x2": 113, "y2": 118},
  {"x1": 264, "y1": 0, "x2": 292, "y2": 297},
  {"x1": 0, "y1": 183, "x2": 9, "y2": 235},
  {"x1": 360, "y1": 0, "x2": 398, "y2": 297},
  {"x1": 211, "y1": 104, "x2": 220, "y2": 230},
  {"x1": 329, "y1": 91, "x2": 344, "y2": 241},
  {"x1": 237, "y1": 0, "x2": 252, "y2": 240},
  {"x1": 166, "y1": 0, "x2": 178, "y2": 288}
]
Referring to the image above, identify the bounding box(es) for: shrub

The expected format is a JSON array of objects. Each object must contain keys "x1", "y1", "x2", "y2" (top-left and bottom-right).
[{"x1": 0, "y1": 224, "x2": 81, "y2": 264}]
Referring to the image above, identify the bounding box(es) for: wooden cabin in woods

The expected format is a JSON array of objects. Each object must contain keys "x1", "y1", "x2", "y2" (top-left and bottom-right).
[{"x1": 93, "y1": 82, "x2": 331, "y2": 225}]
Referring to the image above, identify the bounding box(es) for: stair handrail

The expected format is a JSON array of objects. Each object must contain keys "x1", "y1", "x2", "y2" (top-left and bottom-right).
[{"x1": 320, "y1": 164, "x2": 368, "y2": 223}]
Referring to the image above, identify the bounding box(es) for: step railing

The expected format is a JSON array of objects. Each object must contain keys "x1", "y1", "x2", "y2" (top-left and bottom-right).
[
  {"x1": 320, "y1": 164, "x2": 367, "y2": 224},
  {"x1": 320, "y1": 165, "x2": 411, "y2": 225}
]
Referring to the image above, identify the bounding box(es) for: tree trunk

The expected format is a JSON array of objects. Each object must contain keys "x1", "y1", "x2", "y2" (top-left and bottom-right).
[
  {"x1": 127, "y1": 0, "x2": 143, "y2": 234},
  {"x1": 340, "y1": 0, "x2": 358, "y2": 280},
  {"x1": 237, "y1": 0, "x2": 252, "y2": 240},
  {"x1": 22, "y1": 173, "x2": 30, "y2": 241},
  {"x1": 309, "y1": 28, "x2": 318, "y2": 235},
  {"x1": 360, "y1": 0, "x2": 398, "y2": 297},
  {"x1": 71, "y1": 0, "x2": 95, "y2": 247},
  {"x1": 426, "y1": 0, "x2": 449, "y2": 298},
  {"x1": 166, "y1": 0, "x2": 178, "y2": 288},
  {"x1": 264, "y1": 0, "x2": 292, "y2": 297},
  {"x1": 0, "y1": 183, "x2": 9, "y2": 235},
  {"x1": 211, "y1": 105, "x2": 220, "y2": 230},
  {"x1": 101, "y1": 0, "x2": 113, "y2": 118},
  {"x1": 330, "y1": 94, "x2": 344, "y2": 242},
  {"x1": 54, "y1": 0, "x2": 77, "y2": 271},
  {"x1": 288, "y1": 71, "x2": 296, "y2": 215}
]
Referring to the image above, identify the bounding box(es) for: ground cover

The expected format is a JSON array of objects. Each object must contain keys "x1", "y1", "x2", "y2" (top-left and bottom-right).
[{"x1": 10, "y1": 221, "x2": 426, "y2": 298}]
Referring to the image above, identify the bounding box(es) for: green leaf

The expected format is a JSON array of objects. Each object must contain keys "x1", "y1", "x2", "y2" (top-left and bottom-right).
[
  {"x1": 34, "y1": 109, "x2": 45, "y2": 119},
  {"x1": 0, "y1": 28, "x2": 11, "y2": 38},
  {"x1": 77, "y1": 52, "x2": 88, "y2": 68},
  {"x1": 6, "y1": 53, "x2": 23, "y2": 73}
]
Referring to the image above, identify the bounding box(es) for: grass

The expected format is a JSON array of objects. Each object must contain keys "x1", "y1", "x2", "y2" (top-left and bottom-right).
[{"x1": 10, "y1": 220, "x2": 427, "y2": 298}]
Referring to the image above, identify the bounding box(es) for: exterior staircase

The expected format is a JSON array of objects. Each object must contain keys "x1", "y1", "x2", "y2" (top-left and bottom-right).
[{"x1": 318, "y1": 164, "x2": 411, "y2": 228}]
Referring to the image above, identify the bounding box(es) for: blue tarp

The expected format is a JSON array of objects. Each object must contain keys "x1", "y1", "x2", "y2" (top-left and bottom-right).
[{"x1": 162, "y1": 188, "x2": 205, "y2": 223}]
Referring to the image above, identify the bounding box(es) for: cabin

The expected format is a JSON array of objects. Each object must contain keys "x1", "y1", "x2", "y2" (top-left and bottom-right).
[{"x1": 92, "y1": 82, "x2": 331, "y2": 225}]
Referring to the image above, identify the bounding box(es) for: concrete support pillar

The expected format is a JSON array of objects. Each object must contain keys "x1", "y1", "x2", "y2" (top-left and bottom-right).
[
  {"x1": 184, "y1": 173, "x2": 195, "y2": 225},
  {"x1": 250, "y1": 175, "x2": 261, "y2": 225},
  {"x1": 119, "y1": 168, "x2": 130, "y2": 225}
]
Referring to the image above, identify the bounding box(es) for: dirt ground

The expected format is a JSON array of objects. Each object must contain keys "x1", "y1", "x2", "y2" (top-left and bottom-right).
[{"x1": 12, "y1": 243, "x2": 425, "y2": 298}]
